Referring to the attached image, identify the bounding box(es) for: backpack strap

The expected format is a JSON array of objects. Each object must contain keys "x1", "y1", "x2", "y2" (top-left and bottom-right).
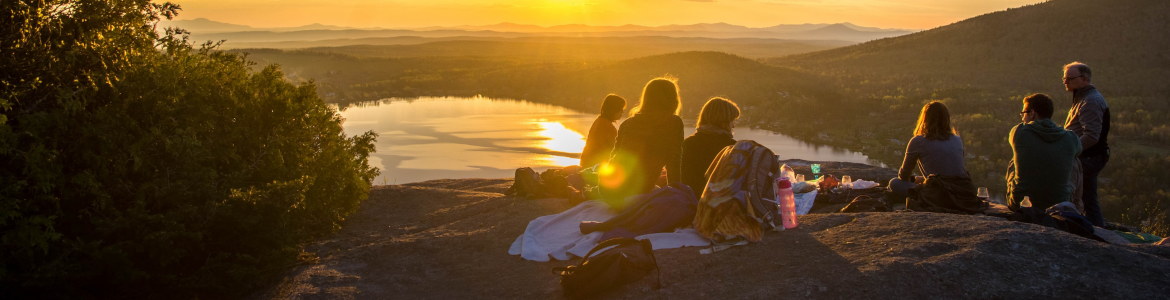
[{"x1": 581, "y1": 237, "x2": 641, "y2": 261}]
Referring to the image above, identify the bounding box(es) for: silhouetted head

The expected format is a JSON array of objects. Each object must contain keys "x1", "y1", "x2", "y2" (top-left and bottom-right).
[
  {"x1": 1063, "y1": 62, "x2": 1092, "y2": 92},
  {"x1": 914, "y1": 101, "x2": 957, "y2": 141},
  {"x1": 600, "y1": 94, "x2": 627, "y2": 121},
  {"x1": 631, "y1": 77, "x2": 680, "y2": 116},
  {"x1": 1021, "y1": 93, "x2": 1054, "y2": 122},
  {"x1": 696, "y1": 97, "x2": 740, "y2": 132}
]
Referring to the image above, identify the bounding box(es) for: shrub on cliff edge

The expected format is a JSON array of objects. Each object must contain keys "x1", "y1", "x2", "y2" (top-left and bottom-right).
[{"x1": 0, "y1": 0, "x2": 378, "y2": 297}]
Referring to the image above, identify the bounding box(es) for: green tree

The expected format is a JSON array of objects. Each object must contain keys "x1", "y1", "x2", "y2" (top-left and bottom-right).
[{"x1": 1, "y1": 0, "x2": 377, "y2": 297}]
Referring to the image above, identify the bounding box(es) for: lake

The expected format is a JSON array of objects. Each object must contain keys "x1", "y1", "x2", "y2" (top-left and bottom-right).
[{"x1": 335, "y1": 96, "x2": 879, "y2": 184}]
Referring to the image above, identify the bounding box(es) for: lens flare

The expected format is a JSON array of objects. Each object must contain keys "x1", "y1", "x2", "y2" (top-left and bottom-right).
[
  {"x1": 598, "y1": 162, "x2": 626, "y2": 189},
  {"x1": 598, "y1": 162, "x2": 615, "y2": 176}
]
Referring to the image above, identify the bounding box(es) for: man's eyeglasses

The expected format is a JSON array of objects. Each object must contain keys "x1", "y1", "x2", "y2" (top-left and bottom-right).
[
  {"x1": 1063, "y1": 75, "x2": 1084, "y2": 82},
  {"x1": 1019, "y1": 110, "x2": 1033, "y2": 116}
]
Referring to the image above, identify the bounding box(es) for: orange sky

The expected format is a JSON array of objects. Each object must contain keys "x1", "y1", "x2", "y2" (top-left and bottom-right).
[{"x1": 174, "y1": 0, "x2": 1044, "y2": 30}]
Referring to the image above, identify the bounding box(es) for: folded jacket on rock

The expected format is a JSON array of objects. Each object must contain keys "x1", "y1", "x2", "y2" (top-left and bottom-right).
[{"x1": 580, "y1": 183, "x2": 698, "y2": 241}]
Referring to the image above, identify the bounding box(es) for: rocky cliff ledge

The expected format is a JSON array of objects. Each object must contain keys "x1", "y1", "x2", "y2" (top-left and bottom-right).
[{"x1": 254, "y1": 163, "x2": 1170, "y2": 300}]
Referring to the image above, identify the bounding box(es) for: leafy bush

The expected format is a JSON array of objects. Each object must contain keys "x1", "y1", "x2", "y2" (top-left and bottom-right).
[{"x1": 1, "y1": 0, "x2": 377, "y2": 297}]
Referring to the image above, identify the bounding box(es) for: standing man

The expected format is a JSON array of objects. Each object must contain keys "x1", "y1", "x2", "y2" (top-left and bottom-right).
[{"x1": 1063, "y1": 62, "x2": 1110, "y2": 227}]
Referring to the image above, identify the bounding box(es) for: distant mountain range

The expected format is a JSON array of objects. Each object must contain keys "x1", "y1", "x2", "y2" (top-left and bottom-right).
[
  {"x1": 164, "y1": 18, "x2": 915, "y2": 34},
  {"x1": 162, "y1": 18, "x2": 918, "y2": 44},
  {"x1": 231, "y1": 37, "x2": 852, "y2": 59},
  {"x1": 161, "y1": 18, "x2": 354, "y2": 33},
  {"x1": 419, "y1": 21, "x2": 912, "y2": 34}
]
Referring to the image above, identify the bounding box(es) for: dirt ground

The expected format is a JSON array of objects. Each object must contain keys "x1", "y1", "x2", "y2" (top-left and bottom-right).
[{"x1": 253, "y1": 175, "x2": 1170, "y2": 300}]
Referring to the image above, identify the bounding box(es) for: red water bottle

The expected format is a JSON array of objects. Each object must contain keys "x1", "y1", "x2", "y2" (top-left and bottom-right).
[{"x1": 776, "y1": 177, "x2": 798, "y2": 229}]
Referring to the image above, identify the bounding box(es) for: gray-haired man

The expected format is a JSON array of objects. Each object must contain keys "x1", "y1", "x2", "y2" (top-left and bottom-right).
[{"x1": 1062, "y1": 62, "x2": 1110, "y2": 227}]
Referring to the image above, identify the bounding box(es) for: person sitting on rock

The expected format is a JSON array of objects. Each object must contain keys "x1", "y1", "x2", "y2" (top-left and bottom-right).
[
  {"x1": 580, "y1": 94, "x2": 626, "y2": 169},
  {"x1": 682, "y1": 97, "x2": 740, "y2": 198},
  {"x1": 1006, "y1": 93, "x2": 1081, "y2": 210},
  {"x1": 599, "y1": 77, "x2": 684, "y2": 210},
  {"x1": 888, "y1": 101, "x2": 969, "y2": 198}
]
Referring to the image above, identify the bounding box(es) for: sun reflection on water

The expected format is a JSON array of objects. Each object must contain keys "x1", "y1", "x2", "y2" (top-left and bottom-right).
[
  {"x1": 541, "y1": 155, "x2": 581, "y2": 167},
  {"x1": 535, "y1": 121, "x2": 586, "y2": 167},
  {"x1": 536, "y1": 121, "x2": 586, "y2": 154}
]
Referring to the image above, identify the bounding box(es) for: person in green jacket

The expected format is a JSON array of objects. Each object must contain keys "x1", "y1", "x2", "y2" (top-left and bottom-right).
[{"x1": 1007, "y1": 93, "x2": 1082, "y2": 210}]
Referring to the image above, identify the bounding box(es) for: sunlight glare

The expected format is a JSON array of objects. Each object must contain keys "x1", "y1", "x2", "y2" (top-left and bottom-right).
[{"x1": 536, "y1": 121, "x2": 586, "y2": 154}]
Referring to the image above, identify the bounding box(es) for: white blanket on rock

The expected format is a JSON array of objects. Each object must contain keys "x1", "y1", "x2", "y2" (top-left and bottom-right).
[{"x1": 508, "y1": 200, "x2": 711, "y2": 261}]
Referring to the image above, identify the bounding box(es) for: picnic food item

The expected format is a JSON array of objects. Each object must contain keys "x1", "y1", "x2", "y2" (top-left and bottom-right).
[{"x1": 818, "y1": 174, "x2": 840, "y2": 191}]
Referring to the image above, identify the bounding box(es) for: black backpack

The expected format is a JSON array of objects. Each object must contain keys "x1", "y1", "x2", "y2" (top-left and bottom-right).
[
  {"x1": 505, "y1": 167, "x2": 544, "y2": 198},
  {"x1": 552, "y1": 238, "x2": 661, "y2": 299}
]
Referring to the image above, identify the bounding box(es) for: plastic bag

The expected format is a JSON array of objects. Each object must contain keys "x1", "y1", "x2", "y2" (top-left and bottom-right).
[
  {"x1": 851, "y1": 179, "x2": 879, "y2": 189},
  {"x1": 794, "y1": 190, "x2": 817, "y2": 215},
  {"x1": 779, "y1": 164, "x2": 795, "y2": 182}
]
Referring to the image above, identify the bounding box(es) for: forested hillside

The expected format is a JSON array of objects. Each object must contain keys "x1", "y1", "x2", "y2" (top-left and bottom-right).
[
  {"x1": 764, "y1": 0, "x2": 1170, "y2": 96},
  {"x1": 241, "y1": 50, "x2": 813, "y2": 112},
  {"x1": 241, "y1": 50, "x2": 848, "y2": 133},
  {"x1": 765, "y1": 0, "x2": 1170, "y2": 234}
]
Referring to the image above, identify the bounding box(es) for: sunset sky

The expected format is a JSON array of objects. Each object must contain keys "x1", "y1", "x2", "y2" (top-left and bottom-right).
[{"x1": 175, "y1": 0, "x2": 1044, "y2": 30}]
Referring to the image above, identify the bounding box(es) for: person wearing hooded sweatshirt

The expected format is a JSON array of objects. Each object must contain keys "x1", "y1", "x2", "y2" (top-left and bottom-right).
[{"x1": 1007, "y1": 94, "x2": 1082, "y2": 210}]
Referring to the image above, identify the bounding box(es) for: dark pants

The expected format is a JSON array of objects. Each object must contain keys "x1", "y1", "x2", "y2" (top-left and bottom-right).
[
  {"x1": 888, "y1": 178, "x2": 917, "y2": 199},
  {"x1": 1079, "y1": 152, "x2": 1109, "y2": 227}
]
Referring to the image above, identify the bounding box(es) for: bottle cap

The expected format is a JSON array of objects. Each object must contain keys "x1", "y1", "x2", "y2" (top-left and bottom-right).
[{"x1": 776, "y1": 177, "x2": 792, "y2": 189}]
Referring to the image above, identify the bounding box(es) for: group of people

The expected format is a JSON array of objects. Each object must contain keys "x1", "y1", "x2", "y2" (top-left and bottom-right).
[
  {"x1": 578, "y1": 62, "x2": 1111, "y2": 226},
  {"x1": 578, "y1": 77, "x2": 742, "y2": 209},
  {"x1": 887, "y1": 62, "x2": 1110, "y2": 226}
]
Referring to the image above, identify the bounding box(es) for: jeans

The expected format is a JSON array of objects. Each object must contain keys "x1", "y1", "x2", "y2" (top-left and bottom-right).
[{"x1": 1079, "y1": 152, "x2": 1109, "y2": 227}]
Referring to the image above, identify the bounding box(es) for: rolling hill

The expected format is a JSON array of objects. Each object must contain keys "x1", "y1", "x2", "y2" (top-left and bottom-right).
[{"x1": 764, "y1": 0, "x2": 1170, "y2": 96}]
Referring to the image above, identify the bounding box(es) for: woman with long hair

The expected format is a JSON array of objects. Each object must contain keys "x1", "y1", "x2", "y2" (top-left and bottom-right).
[
  {"x1": 681, "y1": 97, "x2": 740, "y2": 198},
  {"x1": 889, "y1": 101, "x2": 969, "y2": 198},
  {"x1": 599, "y1": 77, "x2": 685, "y2": 209}
]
